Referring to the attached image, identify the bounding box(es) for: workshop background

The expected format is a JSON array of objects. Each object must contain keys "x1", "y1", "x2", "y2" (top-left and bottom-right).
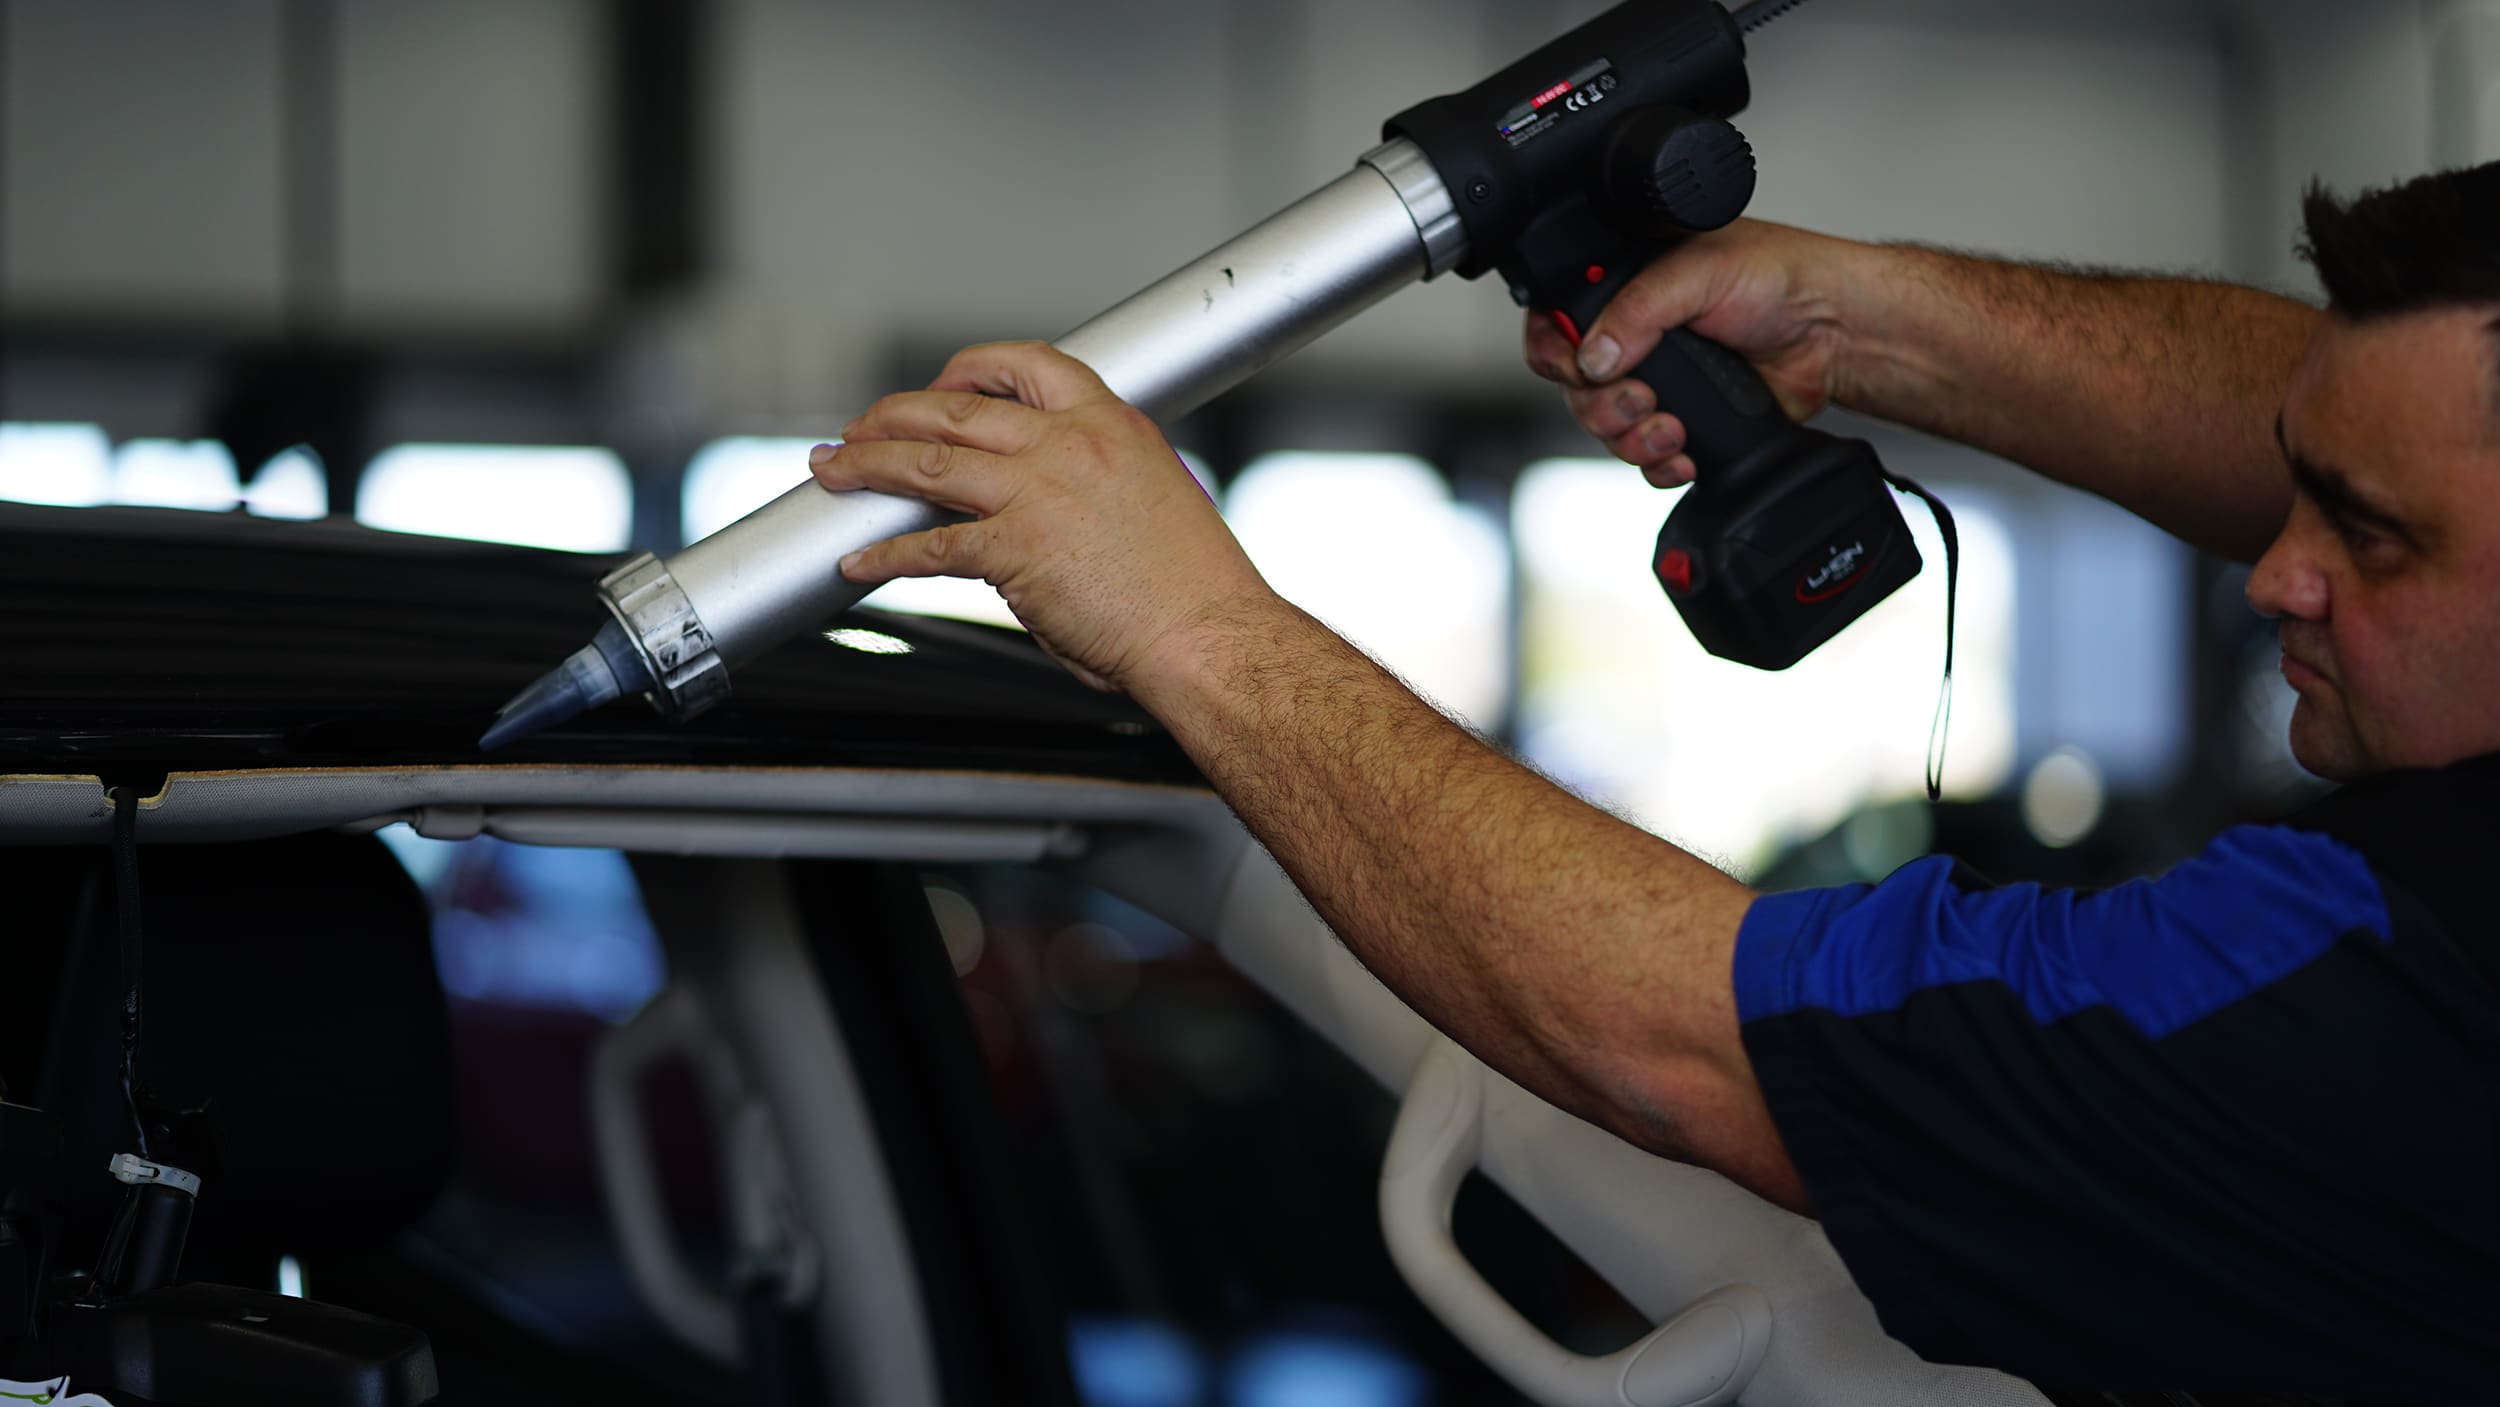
[{"x1": 1, "y1": 1, "x2": 2486, "y2": 1403}]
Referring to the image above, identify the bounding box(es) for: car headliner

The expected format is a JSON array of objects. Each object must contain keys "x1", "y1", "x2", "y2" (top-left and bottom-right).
[{"x1": 0, "y1": 505, "x2": 1199, "y2": 787}]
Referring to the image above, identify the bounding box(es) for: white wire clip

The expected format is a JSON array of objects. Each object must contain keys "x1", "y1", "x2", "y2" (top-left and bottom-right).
[{"x1": 107, "y1": 1153, "x2": 202, "y2": 1199}]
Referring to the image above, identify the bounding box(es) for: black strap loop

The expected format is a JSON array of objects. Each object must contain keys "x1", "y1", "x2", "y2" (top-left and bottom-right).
[
  {"x1": 1879, "y1": 471, "x2": 1958, "y2": 803},
  {"x1": 111, "y1": 785, "x2": 150, "y2": 1159}
]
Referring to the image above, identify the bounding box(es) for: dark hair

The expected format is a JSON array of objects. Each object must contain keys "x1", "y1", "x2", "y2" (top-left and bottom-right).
[{"x1": 2298, "y1": 164, "x2": 2500, "y2": 318}]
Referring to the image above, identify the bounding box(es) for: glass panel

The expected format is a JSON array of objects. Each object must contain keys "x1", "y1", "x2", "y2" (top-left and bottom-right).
[
  {"x1": 2015, "y1": 493, "x2": 2190, "y2": 786},
  {"x1": 244, "y1": 446, "x2": 330, "y2": 520},
  {"x1": 111, "y1": 438, "x2": 242, "y2": 510},
  {"x1": 0, "y1": 422, "x2": 114, "y2": 507},
  {"x1": 0, "y1": 430, "x2": 328, "y2": 519},
  {"x1": 365, "y1": 830, "x2": 706, "y2": 1387},
  {"x1": 357, "y1": 443, "x2": 632, "y2": 552},
  {"x1": 375, "y1": 827, "x2": 665, "y2": 1021}
]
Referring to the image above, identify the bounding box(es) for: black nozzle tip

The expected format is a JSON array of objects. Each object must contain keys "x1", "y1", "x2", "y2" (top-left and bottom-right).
[
  {"x1": 478, "y1": 700, "x2": 564, "y2": 753},
  {"x1": 479, "y1": 644, "x2": 621, "y2": 751}
]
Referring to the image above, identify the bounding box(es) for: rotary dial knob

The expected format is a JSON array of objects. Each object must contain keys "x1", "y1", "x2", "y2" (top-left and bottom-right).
[{"x1": 1600, "y1": 107, "x2": 1759, "y2": 238}]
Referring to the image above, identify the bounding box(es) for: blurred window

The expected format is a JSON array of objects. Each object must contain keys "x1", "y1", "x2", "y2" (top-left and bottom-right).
[
  {"x1": 0, "y1": 422, "x2": 114, "y2": 506},
  {"x1": 1512, "y1": 458, "x2": 2016, "y2": 876},
  {"x1": 244, "y1": 446, "x2": 330, "y2": 519},
  {"x1": 362, "y1": 830, "x2": 708, "y2": 1387},
  {"x1": 376, "y1": 827, "x2": 664, "y2": 1022},
  {"x1": 357, "y1": 443, "x2": 631, "y2": 552},
  {"x1": 682, "y1": 434, "x2": 816, "y2": 541},
  {"x1": 2015, "y1": 494, "x2": 2190, "y2": 786},
  {"x1": 1069, "y1": 1316, "x2": 1206, "y2": 1407},
  {"x1": 1223, "y1": 453, "x2": 1510, "y2": 730},
  {"x1": 0, "y1": 427, "x2": 330, "y2": 519},
  {"x1": 111, "y1": 437, "x2": 242, "y2": 510}
]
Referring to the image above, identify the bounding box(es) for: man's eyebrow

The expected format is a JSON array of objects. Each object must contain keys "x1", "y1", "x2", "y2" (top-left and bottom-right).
[{"x1": 2275, "y1": 413, "x2": 2421, "y2": 545}]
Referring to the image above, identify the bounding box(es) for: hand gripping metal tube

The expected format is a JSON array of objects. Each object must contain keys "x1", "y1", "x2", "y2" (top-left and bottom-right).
[{"x1": 596, "y1": 140, "x2": 1462, "y2": 724}]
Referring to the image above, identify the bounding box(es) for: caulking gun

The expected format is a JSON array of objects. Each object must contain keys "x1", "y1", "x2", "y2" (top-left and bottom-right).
[{"x1": 483, "y1": 0, "x2": 1944, "y2": 750}]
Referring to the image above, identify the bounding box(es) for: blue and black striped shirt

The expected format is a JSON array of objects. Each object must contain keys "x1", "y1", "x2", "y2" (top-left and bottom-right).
[{"x1": 1737, "y1": 751, "x2": 2500, "y2": 1404}]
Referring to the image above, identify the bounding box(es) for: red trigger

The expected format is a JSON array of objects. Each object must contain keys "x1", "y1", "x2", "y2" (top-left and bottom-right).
[
  {"x1": 1657, "y1": 548, "x2": 1694, "y2": 594},
  {"x1": 1549, "y1": 311, "x2": 1583, "y2": 347}
]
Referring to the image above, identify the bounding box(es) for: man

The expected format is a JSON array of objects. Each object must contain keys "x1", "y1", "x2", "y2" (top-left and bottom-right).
[{"x1": 807, "y1": 165, "x2": 2500, "y2": 1400}]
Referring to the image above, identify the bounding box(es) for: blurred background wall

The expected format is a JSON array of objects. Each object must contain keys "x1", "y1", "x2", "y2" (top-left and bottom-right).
[{"x1": 3, "y1": 0, "x2": 2492, "y2": 873}]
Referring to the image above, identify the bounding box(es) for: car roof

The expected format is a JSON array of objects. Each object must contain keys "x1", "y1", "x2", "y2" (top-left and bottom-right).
[{"x1": 0, "y1": 505, "x2": 1197, "y2": 786}]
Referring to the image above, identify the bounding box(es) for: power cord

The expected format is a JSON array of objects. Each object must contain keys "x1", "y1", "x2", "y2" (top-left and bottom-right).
[{"x1": 108, "y1": 787, "x2": 148, "y2": 1161}]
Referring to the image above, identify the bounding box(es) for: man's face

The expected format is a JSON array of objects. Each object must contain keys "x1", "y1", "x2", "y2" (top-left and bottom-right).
[{"x1": 2249, "y1": 307, "x2": 2500, "y2": 780}]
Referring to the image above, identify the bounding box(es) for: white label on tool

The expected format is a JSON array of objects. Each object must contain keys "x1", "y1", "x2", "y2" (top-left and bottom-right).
[{"x1": 1495, "y1": 61, "x2": 1617, "y2": 149}]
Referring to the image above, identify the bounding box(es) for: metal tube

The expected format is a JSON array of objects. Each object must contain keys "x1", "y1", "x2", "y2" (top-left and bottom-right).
[
  {"x1": 1055, "y1": 142, "x2": 1456, "y2": 417},
  {"x1": 605, "y1": 141, "x2": 1458, "y2": 720}
]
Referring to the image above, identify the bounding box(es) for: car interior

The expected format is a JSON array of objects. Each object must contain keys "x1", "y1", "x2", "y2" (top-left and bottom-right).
[{"x1": 0, "y1": 760, "x2": 2064, "y2": 1406}]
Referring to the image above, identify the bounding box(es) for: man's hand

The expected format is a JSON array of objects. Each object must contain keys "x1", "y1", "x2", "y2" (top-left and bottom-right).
[
  {"x1": 1524, "y1": 217, "x2": 2315, "y2": 561},
  {"x1": 1522, "y1": 218, "x2": 1862, "y2": 487},
  {"x1": 814, "y1": 341, "x2": 1274, "y2": 695}
]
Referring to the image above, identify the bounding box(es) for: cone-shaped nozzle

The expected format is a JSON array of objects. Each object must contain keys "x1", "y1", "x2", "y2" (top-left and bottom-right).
[
  {"x1": 480, "y1": 644, "x2": 619, "y2": 750},
  {"x1": 480, "y1": 621, "x2": 646, "y2": 750}
]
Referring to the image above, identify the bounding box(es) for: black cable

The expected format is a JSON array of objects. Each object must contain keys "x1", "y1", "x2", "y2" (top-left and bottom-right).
[
  {"x1": 1880, "y1": 472, "x2": 1958, "y2": 804},
  {"x1": 109, "y1": 786, "x2": 149, "y2": 1159},
  {"x1": 35, "y1": 862, "x2": 105, "y2": 1116}
]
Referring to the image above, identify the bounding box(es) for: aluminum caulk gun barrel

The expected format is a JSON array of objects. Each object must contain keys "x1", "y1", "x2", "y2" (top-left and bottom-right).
[
  {"x1": 485, "y1": 0, "x2": 1825, "y2": 749},
  {"x1": 479, "y1": 139, "x2": 1464, "y2": 748}
]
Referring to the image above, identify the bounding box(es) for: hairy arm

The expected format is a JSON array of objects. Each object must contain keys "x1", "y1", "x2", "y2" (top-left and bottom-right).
[
  {"x1": 1534, "y1": 222, "x2": 2319, "y2": 562},
  {"x1": 1843, "y1": 246, "x2": 2317, "y2": 561},
  {"x1": 819, "y1": 344, "x2": 1805, "y2": 1211},
  {"x1": 1132, "y1": 595, "x2": 1798, "y2": 1208}
]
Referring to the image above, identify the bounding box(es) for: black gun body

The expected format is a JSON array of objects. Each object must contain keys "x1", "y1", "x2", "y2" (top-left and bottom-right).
[{"x1": 1389, "y1": 0, "x2": 1924, "y2": 672}]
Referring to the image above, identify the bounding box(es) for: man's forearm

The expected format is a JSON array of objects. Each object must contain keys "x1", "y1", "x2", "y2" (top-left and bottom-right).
[
  {"x1": 1838, "y1": 246, "x2": 2317, "y2": 561},
  {"x1": 823, "y1": 342, "x2": 1809, "y2": 1205},
  {"x1": 1131, "y1": 596, "x2": 1802, "y2": 1208}
]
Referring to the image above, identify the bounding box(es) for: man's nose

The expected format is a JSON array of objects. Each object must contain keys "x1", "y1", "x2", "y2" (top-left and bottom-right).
[{"x1": 2246, "y1": 531, "x2": 2329, "y2": 621}]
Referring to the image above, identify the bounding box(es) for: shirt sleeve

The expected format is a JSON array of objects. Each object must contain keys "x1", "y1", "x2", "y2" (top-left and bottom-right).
[{"x1": 1735, "y1": 824, "x2": 2500, "y2": 1401}]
